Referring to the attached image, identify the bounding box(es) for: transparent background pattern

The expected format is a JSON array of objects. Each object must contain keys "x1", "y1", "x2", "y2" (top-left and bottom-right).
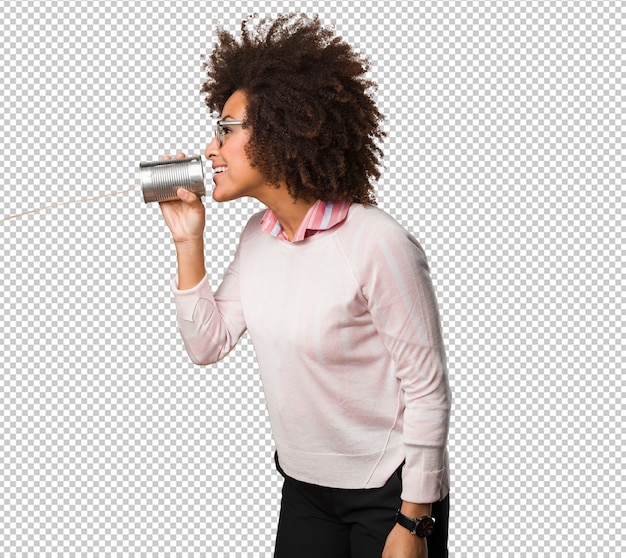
[{"x1": 1, "y1": 0, "x2": 623, "y2": 556}]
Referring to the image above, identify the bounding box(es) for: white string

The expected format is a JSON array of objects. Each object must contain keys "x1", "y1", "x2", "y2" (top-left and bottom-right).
[{"x1": 2, "y1": 185, "x2": 141, "y2": 221}]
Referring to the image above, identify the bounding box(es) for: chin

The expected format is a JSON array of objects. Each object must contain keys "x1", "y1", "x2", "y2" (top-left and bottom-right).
[
  {"x1": 212, "y1": 189, "x2": 240, "y2": 203},
  {"x1": 211, "y1": 186, "x2": 229, "y2": 202}
]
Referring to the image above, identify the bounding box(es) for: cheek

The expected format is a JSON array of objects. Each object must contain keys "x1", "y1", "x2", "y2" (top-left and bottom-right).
[{"x1": 232, "y1": 152, "x2": 261, "y2": 178}]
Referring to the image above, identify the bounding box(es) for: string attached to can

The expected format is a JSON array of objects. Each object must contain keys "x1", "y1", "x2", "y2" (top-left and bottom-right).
[
  {"x1": 2, "y1": 185, "x2": 141, "y2": 221},
  {"x1": 3, "y1": 156, "x2": 207, "y2": 221}
]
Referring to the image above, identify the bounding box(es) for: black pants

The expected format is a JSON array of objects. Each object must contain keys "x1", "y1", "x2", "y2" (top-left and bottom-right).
[{"x1": 274, "y1": 454, "x2": 449, "y2": 558}]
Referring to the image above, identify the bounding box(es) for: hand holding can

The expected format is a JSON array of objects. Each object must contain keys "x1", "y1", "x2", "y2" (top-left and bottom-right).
[{"x1": 151, "y1": 153, "x2": 207, "y2": 247}]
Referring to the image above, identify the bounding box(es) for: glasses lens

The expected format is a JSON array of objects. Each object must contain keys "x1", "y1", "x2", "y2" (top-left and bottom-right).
[{"x1": 215, "y1": 122, "x2": 222, "y2": 146}]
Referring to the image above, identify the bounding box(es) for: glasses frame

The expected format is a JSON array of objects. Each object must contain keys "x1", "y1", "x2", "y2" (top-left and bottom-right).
[{"x1": 215, "y1": 119, "x2": 245, "y2": 147}]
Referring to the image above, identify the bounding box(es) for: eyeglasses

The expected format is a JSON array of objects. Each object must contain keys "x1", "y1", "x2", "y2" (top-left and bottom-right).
[{"x1": 214, "y1": 119, "x2": 245, "y2": 147}]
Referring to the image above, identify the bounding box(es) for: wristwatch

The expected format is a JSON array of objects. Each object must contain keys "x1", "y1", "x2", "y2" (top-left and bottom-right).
[{"x1": 395, "y1": 510, "x2": 436, "y2": 537}]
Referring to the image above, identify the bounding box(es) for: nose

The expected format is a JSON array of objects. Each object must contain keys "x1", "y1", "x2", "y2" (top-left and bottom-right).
[{"x1": 205, "y1": 136, "x2": 219, "y2": 159}]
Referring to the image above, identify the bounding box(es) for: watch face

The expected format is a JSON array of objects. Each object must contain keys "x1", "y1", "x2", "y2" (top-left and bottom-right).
[{"x1": 415, "y1": 517, "x2": 435, "y2": 537}]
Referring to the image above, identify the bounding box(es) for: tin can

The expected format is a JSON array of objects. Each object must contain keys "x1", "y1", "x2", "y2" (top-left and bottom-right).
[{"x1": 140, "y1": 155, "x2": 206, "y2": 203}]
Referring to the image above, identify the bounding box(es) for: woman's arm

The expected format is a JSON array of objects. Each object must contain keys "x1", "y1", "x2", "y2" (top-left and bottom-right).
[
  {"x1": 158, "y1": 153, "x2": 207, "y2": 290},
  {"x1": 360, "y1": 221, "x2": 451, "y2": 504},
  {"x1": 159, "y1": 153, "x2": 246, "y2": 364}
]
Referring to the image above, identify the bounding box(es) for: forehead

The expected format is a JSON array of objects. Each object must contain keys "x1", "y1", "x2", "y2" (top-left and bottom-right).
[{"x1": 221, "y1": 90, "x2": 247, "y2": 119}]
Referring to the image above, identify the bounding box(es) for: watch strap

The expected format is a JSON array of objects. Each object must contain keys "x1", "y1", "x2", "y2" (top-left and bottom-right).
[{"x1": 395, "y1": 510, "x2": 436, "y2": 537}]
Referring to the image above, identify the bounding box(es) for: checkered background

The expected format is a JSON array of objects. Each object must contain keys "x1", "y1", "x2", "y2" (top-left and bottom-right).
[{"x1": 1, "y1": 0, "x2": 623, "y2": 556}]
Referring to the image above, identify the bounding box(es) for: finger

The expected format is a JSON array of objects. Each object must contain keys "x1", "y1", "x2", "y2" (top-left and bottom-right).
[
  {"x1": 175, "y1": 152, "x2": 187, "y2": 159},
  {"x1": 177, "y1": 187, "x2": 199, "y2": 204}
]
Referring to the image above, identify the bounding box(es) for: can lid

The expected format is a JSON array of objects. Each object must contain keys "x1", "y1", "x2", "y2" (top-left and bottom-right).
[{"x1": 139, "y1": 155, "x2": 202, "y2": 169}]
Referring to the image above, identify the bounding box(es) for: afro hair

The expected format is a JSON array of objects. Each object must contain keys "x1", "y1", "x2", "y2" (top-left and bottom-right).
[{"x1": 201, "y1": 14, "x2": 385, "y2": 204}]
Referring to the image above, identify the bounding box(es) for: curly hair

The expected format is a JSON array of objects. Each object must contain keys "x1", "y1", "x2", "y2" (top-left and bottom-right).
[{"x1": 201, "y1": 14, "x2": 385, "y2": 205}]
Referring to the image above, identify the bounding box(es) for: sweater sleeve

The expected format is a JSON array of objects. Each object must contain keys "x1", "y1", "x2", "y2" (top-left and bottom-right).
[
  {"x1": 360, "y1": 221, "x2": 451, "y2": 503},
  {"x1": 170, "y1": 224, "x2": 251, "y2": 365}
]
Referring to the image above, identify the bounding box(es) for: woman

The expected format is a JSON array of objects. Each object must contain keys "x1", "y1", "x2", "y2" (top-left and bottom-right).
[{"x1": 159, "y1": 14, "x2": 450, "y2": 558}]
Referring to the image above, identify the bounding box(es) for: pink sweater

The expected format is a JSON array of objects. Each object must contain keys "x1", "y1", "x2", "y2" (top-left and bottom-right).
[{"x1": 171, "y1": 204, "x2": 450, "y2": 503}]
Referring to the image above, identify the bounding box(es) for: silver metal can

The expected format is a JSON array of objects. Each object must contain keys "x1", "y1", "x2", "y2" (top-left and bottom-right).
[{"x1": 140, "y1": 155, "x2": 206, "y2": 203}]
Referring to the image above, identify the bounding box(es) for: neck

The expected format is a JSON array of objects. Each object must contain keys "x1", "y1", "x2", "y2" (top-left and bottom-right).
[{"x1": 256, "y1": 186, "x2": 316, "y2": 241}]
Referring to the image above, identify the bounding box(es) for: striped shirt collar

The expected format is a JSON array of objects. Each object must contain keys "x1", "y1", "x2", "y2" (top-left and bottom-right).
[{"x1": 260, "y1": 200, "x2": 352, "y2": 242}]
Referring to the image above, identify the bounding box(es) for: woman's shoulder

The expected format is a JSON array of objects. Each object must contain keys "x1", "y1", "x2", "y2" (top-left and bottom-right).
[
  {"x1": 341, "y1": 203, "x2": 427, "y2": 263},
  {"x1": 345, "y1": 203, "x2": 414, "y2": 239}
]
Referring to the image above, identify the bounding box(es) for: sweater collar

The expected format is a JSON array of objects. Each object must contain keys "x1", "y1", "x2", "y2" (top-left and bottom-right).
[{"x1": 260, "y1": 200, "x2": 352, "y2": 243}]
